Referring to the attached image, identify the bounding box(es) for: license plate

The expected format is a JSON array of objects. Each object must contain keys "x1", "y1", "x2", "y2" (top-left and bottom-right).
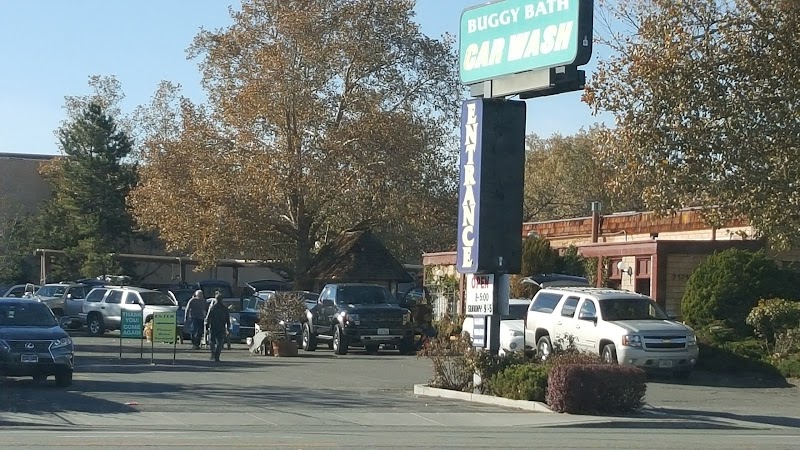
[
  {"x1": 659, "y1": 360, "x2": 673, "y2": 368},
  {"x1": 377, "y1": 328, "x2": 390, "y2": 335},
  {"x1": 21, "y1": 354, "x2": 38, "y2": 363}
]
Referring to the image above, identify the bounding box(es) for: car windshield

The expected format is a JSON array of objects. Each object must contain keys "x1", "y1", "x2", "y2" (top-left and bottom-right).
[
  {"x1": 0, "y1": 302, "x2": 57, "y2": 327},
  {"x1": 36, "y1": 285, "x2": 67, "y2": 298},
  {"x1": 140, "y1": 292, "x2": 177, "y2": 306},
  {"x1": 336, "y1": 286, "x2": 397, "y2": 305},
  {"x1": 599, "y1": 298, "x2": 668, "y2": 321},
  {"x1": 502, "y1": 304, "x2": 529, "y2": 320}
]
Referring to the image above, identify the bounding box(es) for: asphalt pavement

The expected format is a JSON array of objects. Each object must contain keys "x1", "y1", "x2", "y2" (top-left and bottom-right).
[{"x1": 1, "y1": 333, "x2": 800, "y2": 449}]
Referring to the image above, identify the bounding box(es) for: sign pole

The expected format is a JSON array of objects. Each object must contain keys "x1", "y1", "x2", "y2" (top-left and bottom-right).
[
  {"x1": 172, "y1": 317, "x2": 177, "y2": 365},
  {"x1": 119, "y1": 333, "x2": 122, "y2": 359}
]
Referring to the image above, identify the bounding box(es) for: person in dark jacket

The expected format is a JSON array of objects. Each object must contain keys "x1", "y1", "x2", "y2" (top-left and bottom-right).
[
  {"x1": 185, "y1": 290, "x2": 207, "y2": 349},
  {"x1": 205, "y1": 293, "x2": 230, "y2": 362}
]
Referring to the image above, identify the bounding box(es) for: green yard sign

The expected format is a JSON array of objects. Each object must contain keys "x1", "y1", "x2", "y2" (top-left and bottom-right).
[
  {"x1": 153, "y1": 312, "x2": 177, "y2": 344},
  {"x1": 459, "y1": 0, "x2": 593, "y2": 84},
  {"x1": 120, "y1": 310, "x2": 143, "y2": 339}
]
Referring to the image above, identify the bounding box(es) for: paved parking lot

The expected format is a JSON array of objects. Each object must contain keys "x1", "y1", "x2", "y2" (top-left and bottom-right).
[{"x1": 2, "y1": 333, "x2": 800, "y2": 448}]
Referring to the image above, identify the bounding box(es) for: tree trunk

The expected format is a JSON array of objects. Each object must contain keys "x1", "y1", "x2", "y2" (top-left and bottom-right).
[{"x1": 293, "y1": 214, "x2": 315, "y2": 291}]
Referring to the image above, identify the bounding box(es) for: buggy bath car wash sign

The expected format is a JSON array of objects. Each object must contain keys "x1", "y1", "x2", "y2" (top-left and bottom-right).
[{"x1": 459, "y1": 0, "x2": 593, "y2": 84}]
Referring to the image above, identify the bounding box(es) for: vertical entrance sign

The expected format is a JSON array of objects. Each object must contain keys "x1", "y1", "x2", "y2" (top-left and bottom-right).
[
  {"x1": 456, "y1": 98, "x2": 527, "y2": 275},
  {"x1": 119, "y1": 309, "x2": 144, "y2": 359}
]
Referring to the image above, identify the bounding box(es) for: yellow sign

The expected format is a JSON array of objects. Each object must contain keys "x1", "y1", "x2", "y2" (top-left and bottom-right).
[{"x1": 152, "y1": 312, "x2": 176, "y2": 344}]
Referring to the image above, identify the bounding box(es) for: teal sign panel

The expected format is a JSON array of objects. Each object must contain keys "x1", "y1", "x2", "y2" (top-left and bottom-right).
[{"x1": 459, "y1": 0, "x2": 593, "y2": 84}]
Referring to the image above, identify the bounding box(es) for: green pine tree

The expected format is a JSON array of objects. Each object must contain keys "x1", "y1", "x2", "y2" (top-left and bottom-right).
[{"x1": 33, "y1": 101, "x2": 139, "y2": 279}]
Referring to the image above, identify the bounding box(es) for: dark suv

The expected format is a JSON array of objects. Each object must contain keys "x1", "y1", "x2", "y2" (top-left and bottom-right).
[
  {"x1": 301, "y1": 283, "x2": 414, "y2": 355},
  {"x1": 0, "y1": 298, "x2": 75, "y2": 387}
]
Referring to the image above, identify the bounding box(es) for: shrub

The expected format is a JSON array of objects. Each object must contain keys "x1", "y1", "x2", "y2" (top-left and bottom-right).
[
  {"x1": 465, "y1": 348, "x2": 531, "y2": 393},
  {"x1": 681, "y1": 249, "x2": 788, "y2": 335},
  {"x1": 696, "y1": 320, "x2": 739, "y2": 346},
  {"x1": 695, "y1": 341, "x2": 781, "y2": 376},
  {"x1": 417, "y1": 334, "x2": 473, "y2": 392},
  {"x1": 546, "y1": 364, "x2": 646, "y2": 414},
  {"x1": 774, "y1": 354, "x2": 800, "y2": 378},
  {"x1": 548, "y1": 350, "x2": 605, "y2": 367},
  {"x1": 433, "y1": 314, "x2": 465, "y2": 337},
  {"x1": 486, "y1": 364, "x2": 549, "y2": 402},
  {"x1": 746, "y1": 298, "x2": 800, "y2": 356}
]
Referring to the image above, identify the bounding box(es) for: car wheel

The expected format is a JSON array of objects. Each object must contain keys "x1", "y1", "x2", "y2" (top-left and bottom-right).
[
  {"x1": 55, "y1": 370, "x2": 73, "y2": 388},
  {"x1": 602, "y1": 344, "x2": 618, "y2": 364},
  {"x1": 302, "y1": 323, "x2": 317, "y2": 351},
  {"x1": 333, "y1": 325, "x2": 348, "y2": 355},
  {"x1": 365, "y1": 344, "x2": 379, "y2": 355},
  {"x1": 87, "y1": 314, "x2": 105, "y2": 336},
  {"x1": 536, "y1": 336, "x2": 553, "y2": 362},
  {"x1": 398, "y1": 338, "x2": 416, "y2": 355}
]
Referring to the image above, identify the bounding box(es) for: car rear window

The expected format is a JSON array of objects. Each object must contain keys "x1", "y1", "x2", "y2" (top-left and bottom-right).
[
  {"x1": 140, "y1": 292, "x2": 177, "y2": 306},
  {"x1": 530, "y1": 292, "x2": 563, "y2": 314},
  {"x1": 0, "y1": 302, "x2": 57, "y2": 327}
]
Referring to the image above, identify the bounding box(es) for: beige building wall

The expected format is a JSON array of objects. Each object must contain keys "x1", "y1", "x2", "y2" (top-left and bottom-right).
[
  {"x1": 0, "y1": 153, "x2": 54, "y2": 223},
  {"x1": 664, "y1": 254, "x2": 709, "y2": 317}
]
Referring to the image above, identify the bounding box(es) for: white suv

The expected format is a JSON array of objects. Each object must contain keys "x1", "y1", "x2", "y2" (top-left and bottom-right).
[
  {"x1": 524, "y1": 287, "x2": 699, "y2": 376},
  {"x1": 81, "y1": 286, "x2": 178, "y2": 336}
]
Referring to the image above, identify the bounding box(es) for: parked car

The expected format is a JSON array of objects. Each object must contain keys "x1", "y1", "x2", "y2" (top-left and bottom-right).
[
  {"x1": 251, "y1": 290, "x2": 319, "y2": 343},
  {"x1": 0, "y1": 297, "x2": 74, "y2": 386},
  {"x1": 81, "y1": 286, "x2": 178, "y2": 337},
  {"x1": 301, "y1": 283, "x2": 415, "y2": 355},
  {"x1": 462, "y1": 298, "x2": 531, "y2": 355},
  {"x1": 524, "y1": 286, "x2": 698, "y2": 377},
  {"x1": 245, "y1": 279, "x2": 293, "y2": 293},
  {"x1": 35, "y1": 282, "x2": 91, "y2": 322},
  {"x1": 1, "y1": 284, "x2": 40, "y2": 298}
]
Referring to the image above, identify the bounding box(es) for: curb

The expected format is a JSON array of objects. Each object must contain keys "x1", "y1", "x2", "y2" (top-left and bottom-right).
[{"x1": 414, "y1": 384, "x2": 554, "y2": 413}]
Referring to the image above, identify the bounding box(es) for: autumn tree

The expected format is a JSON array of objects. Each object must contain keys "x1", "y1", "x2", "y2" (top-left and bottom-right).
[
  {"x1": 130, "y1": 0, "x2": 461, "y2": 286},
  {"x1": 586, "y1": 0, "x2": 800, "y2": 247},
  {"x1": 523, "y1": 127, "x2": 645, "y2": 222}
]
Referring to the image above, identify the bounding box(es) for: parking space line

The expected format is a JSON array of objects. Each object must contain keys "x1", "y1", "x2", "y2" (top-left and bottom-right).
[
  {"x1": 411, "y1": 412, "x2": 446, "y2": 426},
  {"x1": 158, "y1": 412, "x2": 185, "y2": 425},
  {"x1": 246, "y1": 412, "x2": 278, "y2": 426}
]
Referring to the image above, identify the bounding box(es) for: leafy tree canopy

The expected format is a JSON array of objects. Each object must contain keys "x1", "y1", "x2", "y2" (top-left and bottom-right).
[
  {"x1": 587, "y1": 0, "x2": 800, "y2": 248},
  {"x1": 130, "y1": 0, "x2": 462, "y2": 285}
]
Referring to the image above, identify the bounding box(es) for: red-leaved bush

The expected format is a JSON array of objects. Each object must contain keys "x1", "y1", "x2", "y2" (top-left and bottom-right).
[{"x1": 546, "y1": 364, "x2": 647, "y2": 414}]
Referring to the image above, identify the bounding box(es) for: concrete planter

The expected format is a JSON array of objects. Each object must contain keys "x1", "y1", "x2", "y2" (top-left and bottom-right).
[{"x1": 414, "y1": 384, "x2": 554, "y2": 413}]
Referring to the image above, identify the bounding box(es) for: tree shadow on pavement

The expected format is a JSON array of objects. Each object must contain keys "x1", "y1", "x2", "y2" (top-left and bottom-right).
[{"x1": 647, "y1": 370, "x2": 794, "y2": 389}]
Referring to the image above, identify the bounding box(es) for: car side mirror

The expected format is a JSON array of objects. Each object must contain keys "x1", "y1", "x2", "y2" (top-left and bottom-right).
[
  {"x1": 321, "y1": 298, "x2": 334, "y2": 307},
  {"x1": 578, "y1": 312, "x2": 597, "y2": 323},
  {"x1": 66, "y1": 293, "x2": 72, "y2": 300}
]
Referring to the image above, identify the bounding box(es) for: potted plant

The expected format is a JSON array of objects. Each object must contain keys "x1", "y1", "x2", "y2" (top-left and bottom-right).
[{"x1": 257, "y1": 292, "x2": 307, "y2": 357}]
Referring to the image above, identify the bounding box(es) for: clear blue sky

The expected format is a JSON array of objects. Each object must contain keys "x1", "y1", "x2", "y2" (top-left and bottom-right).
[{"x1": 0, "y1": 0, "x2": 610, "y2": 156}]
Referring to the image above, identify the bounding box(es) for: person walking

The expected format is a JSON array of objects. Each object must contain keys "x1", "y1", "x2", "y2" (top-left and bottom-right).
[
  {"x1": 205, "y1": 293, "x2": 230, "y2": 362},
  {"x1": 185, "y1": 290, "x2": 207, "y2": 350}
]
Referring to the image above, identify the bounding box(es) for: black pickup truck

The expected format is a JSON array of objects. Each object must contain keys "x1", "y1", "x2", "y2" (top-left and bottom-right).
[{"x1": 301, "y1": 283, "x2": 415, "y2": 355}]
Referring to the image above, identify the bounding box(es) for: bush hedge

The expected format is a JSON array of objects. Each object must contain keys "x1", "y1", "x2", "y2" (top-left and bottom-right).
[
  {"x1": 695, "y1": 341, "x2": 781, "y2": 376},
  {"x1": 486, "y1": 364, "x2": 549, "y2": 402},
  {"x1": 546, "y1": 364, "x2": 646, "y2": 414},
  {"x1": 681, "y1": 249, "x2": 789, "y2": 335}
]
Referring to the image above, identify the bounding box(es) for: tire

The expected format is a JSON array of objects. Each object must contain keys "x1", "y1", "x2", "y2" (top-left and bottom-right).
[
  {"x1": 302, "y1": 323, "x2": 317, "y2": 351},
  {"x1": 398, "y1": 339, "x2": 416, "y2": 356},
  {"x1": 55, "y1": 370, "x2": 73, "y2": 388},
  {"x1": 602, "y1": 343, "x2": 618, "y2": 364},
  {"x1": 87, "y1": 314, "x2": 105, "y2": 337},
  {"x1": 365, "y1": 344, "x2": 379, "y2": 355},
  {"x1": 536, "y1": 336, "x2": 552, "y2": 362},
  {"x1": 333, "y1": 325, "x2": 348, "y2": 355}
]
